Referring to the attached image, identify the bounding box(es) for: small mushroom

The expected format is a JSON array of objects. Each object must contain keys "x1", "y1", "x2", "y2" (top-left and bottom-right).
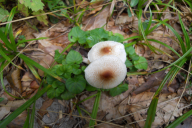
[
  {"x1": 88, "y1": 41, "x2": 126, "y2": 63},
  {"x1": 85, "y1": 55, "x2": 127, "y2": 89}
]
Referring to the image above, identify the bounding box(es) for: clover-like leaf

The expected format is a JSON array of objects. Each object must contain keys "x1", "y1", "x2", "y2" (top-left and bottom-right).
[
  {"x1": 129, "y1": 53, "x2": 139, "y2": 61},
  {"x1": 61, "y1": 90, "x2": 76, "y2": 100},
  {"x1": 134, "y1": 56, "x2": 148, "y2": 70},
  {"x1": 56, "y1": 85, "x2": 65, "y2": 94},
  {"x1": 46, "y1": 75, "x2": 56, "y2": 85},
  {"x1": 89, "y1": 28, "x2": 108, "y2": 39},
  {"x1": 54, "y1": 50, "x2": 65, "y2": 64},
  {"x1": 66, "y1": 50, "x2": 83, "y2": 64},
  {"x1": 73, "y1": 69, "x2": 82, "y2": 75},
  {"x1": 52, "y1": 80, "x2": 64, "y2": 89},
  {"x1": 109, "y1": 83, "x2": 128, "y2": 97},
  {"x1": 86, "y1": 84, "x2": 99, "y2": 92},
  {"x1": 125, "y1": 59, "x2": 133, "y2": 68},
  {"x1": 66, "y1": 75, "x2": 86, "y2": 94},
  {"x1": 47, "y1": 87, "x2": 56, "y2": 99},
  {"x1": 68, "y1": 26, "x2": 86, "y2": 44},
  {"x1": 125, "y1": 46, "x2": 135, "y2": 55}
]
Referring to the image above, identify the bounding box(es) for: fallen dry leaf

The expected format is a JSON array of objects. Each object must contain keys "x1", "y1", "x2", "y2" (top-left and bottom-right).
[
  {"x1": 128, "y1": 92, "x2": 188, "y2": 128},
  {"x1": 83, "y1": 5, "x2": 110, "y2": 30},
  {"x1": 38, "y1": 54, "x2": 54, "y2": 76}
]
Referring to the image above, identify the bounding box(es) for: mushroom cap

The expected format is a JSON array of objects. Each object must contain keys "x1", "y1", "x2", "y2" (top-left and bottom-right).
[
  {"x1": 85, "y1": 55, "x2": 127, "y2": 89},
  {"x1": 88, "y1": 41, "x2": 126, "y2": 63}
]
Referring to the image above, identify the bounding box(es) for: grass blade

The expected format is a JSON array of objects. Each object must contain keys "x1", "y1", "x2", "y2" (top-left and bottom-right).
[
  {"x1": 19, "y1": 54, "x2": 63, "y2": 82},
  {"x1": 5, "y1": 6, "x2": 17, "y2": 36},
  {"x1": 166, "y1": 109, "x2": 192, "y2": 128},
  {"x1": 9, "y1": 24, "x2": 17, "y2": 51},
  {"x1": 145, "y1": 7, "x2": 152, "y2": 33},
  {"x1": 144, "y1": 58, "x2": 187, "y2": 127},
  {"x1": 0, "y1": 85, "x2": 51, "y2": 127},
  {"x1": 89, "y1": 91, "x2": 101, "y2": 127},
  {"x1": 0, "y1": 29, "x2": 14, "y2": 51},
  {"x1": 155, "y1": 20, "x2": 186, "y2": 54},
  {"x1": 25, "y1": 61, "x2": 41, "y2": 81},
  {"x1": 122, "y1": 36, "x2": 140, "y2": 42},
  {"x1": 144, "y1": 97, "x2": 158, "y2": 128},
  {"x1": 29, "y1": 103, "x2": 36, "y2": 128},
  {"x1": 178, "y1": 14, "x2": 190, "y2": 50},
  {"x1": 16, "y1": 37, "x2": 48, "y2": 46},
  {"x1": 23, "y1": 110, "x2": 30, "y2": 128},
  {"x1": 148, "y1": 39, "x2": 180, "y2": 57}
]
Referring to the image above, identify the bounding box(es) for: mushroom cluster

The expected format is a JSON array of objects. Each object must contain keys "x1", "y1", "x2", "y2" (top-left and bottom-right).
[{"x1": 85, "y1": 41, "x2": 127, "y2": 89}]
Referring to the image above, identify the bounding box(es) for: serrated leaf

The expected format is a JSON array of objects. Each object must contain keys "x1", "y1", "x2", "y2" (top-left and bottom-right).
[
  {"x1": 66, "y1": 75, "x2": 86, "y2": 94},
  {"x1": 66, "y1": 50, "x2": 83, "y2": 64},
  {"x1": 54, "y1": 50, "x2": 65, "y2": 64},
  {"x1": 18, "y1": 3, "x2": 29, "y2": 16},
  {"x1": 109, "y1": 83, "x2": 128, "y2": 97},
  {"x1": 61, "y1": 90, "x2": 76, "y2": 100},
  {"x1": 0, "y1": 8, "x2": 9, "y2": 22},
  {"x1": 134, "y1": 56, "x2": 148, "y2": 70},
  {"x1": 68, "y1": 26, "x2": 86, "y2": 43},
  {"x1": 20, "y1": 0, "x2": 44, "y2": 12},
  {"x1": 32, "y1": 10, "x2": 48, "y2": 26}
]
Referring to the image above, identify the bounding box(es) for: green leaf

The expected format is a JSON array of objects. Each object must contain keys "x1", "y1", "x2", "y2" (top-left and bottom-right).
[
  {"x1": 61, "y1": 90, "x2": 75, "y2": 100},
  {"x1": 47, "y1": 87, "x2": 56, "y2": 99},
  {"x1": 66, "y1": 50, "x2": 83, "y2": 64},
  {"x1": 0, "y1": 7, "x2": 9, "y2": 22},
  {"x1": 89, "y1": 28, "x2": 108, "y2": 39},
  {"x1": 86, "y1": 35, "x2": 100, "y2": 47},
  {"x1": 32, "y1": 10, "x2": 48, "y2": 26},
  {"x1": 54, "y1": 50, "x2": 65, "y2": 64},
  {"x1": 52, "y1": 80, "x2": 64, "y2": 89},
  {"x1": 129, "y1": 53, "x2": 139, "y2": 61},
  {"x1": 108, "y1": 33, "x2": 124, "y2": 42},
  {"x1": 134, "y1": 56, "x2": 148, "y2": 70},
  {"x1": 127, "y1": 7, "x2": 132, "y2": 17},
  {"x1": 18, "y1": 3, "x2": 29, "y2": 16},
  {"x1": 125, "y1": 59, "x2": 133, "y2": 68},
  {"x1": 0, "y1": 97, "x2": 4, "y2": 103},
  {"x1": 56, "y1": 85, "x2": 65, "y2": 94},
  {"x1": 109, "y1": 83, "x2": 128, "y2": 97},
  {"x1": 130, "y1": 0, "x2": 139, "y2": 7},
  {"x1": 86, "y1": 84, "x2": 99, "y2": 92},
  {"x1": 73, "y1": 69, "x2": 82, "y2": 75},
  {"x1": 20, "y1": 0, "x2": 44, "y2": 12},
  {"x1": 125, "y1": 46, "x2": 135, "y2": 55},
  {"x1": 68, "y1": 26, "x2": 86, "y2": 44},
  {"x1": 66, "y1": 75, "x2": 86, "y2": 94}
]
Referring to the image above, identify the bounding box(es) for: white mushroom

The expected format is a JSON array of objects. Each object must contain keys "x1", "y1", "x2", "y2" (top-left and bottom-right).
[
  {"x1": 84, "y1": 55, "x2": 127, "y2": 89},
  {"x1": 88, "y1": 41, "x2": 126, "y2": 63}
]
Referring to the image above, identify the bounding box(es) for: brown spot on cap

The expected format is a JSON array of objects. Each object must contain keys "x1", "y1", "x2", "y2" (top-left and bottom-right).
[
  {"x1": 100, "y1": 70, "x2": 114, "y2": 81},
  {"x1": 100, "y1": 47, "x2": 112, "y2": 55}
]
